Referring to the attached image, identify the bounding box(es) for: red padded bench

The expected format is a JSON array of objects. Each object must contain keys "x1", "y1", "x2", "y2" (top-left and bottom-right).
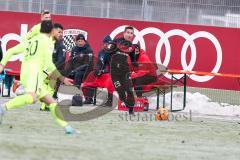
[
  {"x1": 1, "y1": 69, "x2": 20, "y2": 97},
  {"x1": 85, "y1": 70, "x2": 187, "y2": 112}
]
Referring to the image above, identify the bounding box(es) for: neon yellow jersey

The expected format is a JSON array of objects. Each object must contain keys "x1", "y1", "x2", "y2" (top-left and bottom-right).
[
  {"x1": 22, "y1": 34, "x2": 57, "y2": 97},
  {"x1": 1, "y1": 33, "x2": 58, "y2": 96},
  {"x1": 0, "y1": 42, "x2": 27, "y2": 66},
  {"x1": 28, "y1": 34, "x2": 57, "y2": 76},
  {"x1": 23, "y1": 23, "x2": 41, "y2": 41},
  {"x1": 1, "y1": 23, "x2": 42, "y2": 65},
  {"x1": 1, "y1": 33, "x2": 57, "y2": 76},
  {"x1": 24, "y1": 23, "x2": 56, "y2": 44}
]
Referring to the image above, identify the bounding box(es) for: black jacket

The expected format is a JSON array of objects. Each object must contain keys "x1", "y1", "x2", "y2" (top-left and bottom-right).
[
  {"x1": 52, "y1": 40, "x2": 66, "y2": 70},
  {"x1": 71, "y1": 43, "x2": 93, "y2": 59},
  {"x1": 70, "y1": 43, "x2": 93, "y2": 69},
  {"x1": 63, "y1": 43, "x2": 94, "y2": 77}
]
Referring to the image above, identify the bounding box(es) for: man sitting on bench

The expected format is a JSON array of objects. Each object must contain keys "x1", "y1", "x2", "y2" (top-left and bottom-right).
[
  {"x1": 63, "y1": 34, "x2": 94, "y2": 88},
  {"x1": 82, "y1": 35, "x2": 115, "y2": 106},
  {"x1": 131, "y1": 44, "x2": 158, "y2": 97}
]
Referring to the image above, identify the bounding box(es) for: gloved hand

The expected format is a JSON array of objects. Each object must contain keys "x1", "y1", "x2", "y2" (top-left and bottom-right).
[
  {"x1": 104, "y1": 42, "x2": 118, "y2": 53},
  {"x1": 132, "y1": 62, "x2": 139, "y2": 67}
]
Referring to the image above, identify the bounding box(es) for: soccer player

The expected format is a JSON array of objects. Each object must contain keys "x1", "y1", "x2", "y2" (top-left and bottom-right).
[
  {"x1": 13, "y1": 10, "x2": 52, "y2": 93},
  {"x1": 110, "y1": 26, "x2": 137, "y2": 115},
  {"x1": 51, "y1": 23, "x2": 66, "y2": 72},
  {"x1": 0, "y1": 20, "x2": 75, "y2": 134},
  {"x1": 40, "y1": 23, "x2": 66, "y2": 111}
]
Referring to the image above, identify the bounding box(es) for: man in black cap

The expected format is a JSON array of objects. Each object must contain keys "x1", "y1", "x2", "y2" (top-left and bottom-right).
[
  {"x1": 63, "y1": 34, "x2": 94, "y2": 88},
  {"x1": 82, "y1": 35, "x2": 114, "y2": 105}
]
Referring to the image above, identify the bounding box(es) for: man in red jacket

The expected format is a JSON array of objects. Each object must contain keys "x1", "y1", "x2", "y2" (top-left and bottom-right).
[{"x1": 131, "y1": 44, "x2": 158, "y2": 97}]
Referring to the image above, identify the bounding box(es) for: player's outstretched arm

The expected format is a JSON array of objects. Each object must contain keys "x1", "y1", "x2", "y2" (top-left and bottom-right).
[
  {"x1": 59, "y1": 76, "x2": 74, "y2": 85},
  {"x1": 23, "y1": 24, "x2": 41, "y2": 41},
  {"x1": 47, "y1": 69, "x2": 73, "y2": 85},
  {"x1": 0, "y1": 43, "x2": 26, "y2": 67}
]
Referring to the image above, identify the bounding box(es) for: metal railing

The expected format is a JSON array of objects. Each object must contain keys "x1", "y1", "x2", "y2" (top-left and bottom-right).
[{"x1": 0, "y1": 0, "x2": 240, "y2": 28}]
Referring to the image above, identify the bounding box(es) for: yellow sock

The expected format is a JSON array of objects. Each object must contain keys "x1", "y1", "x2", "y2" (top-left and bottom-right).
[
  {"x1": 6, "y1": 94, "x2": 34, "y2": 110},
  {"x1": 40, "y1": 103, "x2": 47, "y2": 110},
  {"x1": 49, "y1": 103, "x2": 68, "y2": 128}
]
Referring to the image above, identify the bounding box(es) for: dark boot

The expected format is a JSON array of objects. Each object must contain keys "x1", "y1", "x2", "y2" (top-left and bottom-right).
[
  {"x1": 128, "y1": 106, "x2": 135, "y2": 115},
  {"x1": 102, "y1": 93, "x2": 113, "y2": 107},
  {"x1": 53, "y1": 91, "x2": 58, "y2": 99},
  {"x1": 83, "y1": 97, "x2": 94, "y2": 104},
  {"x1": 82, "y1": 87, "x2": 95, "y2": 105}
]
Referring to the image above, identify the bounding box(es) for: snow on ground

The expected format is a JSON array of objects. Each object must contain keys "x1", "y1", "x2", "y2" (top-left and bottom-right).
[
  {"x1": 1, "y1": 89, "x2": 240, "y2": 160},
  {"x1": 57, "y1": 88, "x2": 240, "y2": 118},
  {"x1": 149, "y1": 92, "x2": 240, "y2": 117}
]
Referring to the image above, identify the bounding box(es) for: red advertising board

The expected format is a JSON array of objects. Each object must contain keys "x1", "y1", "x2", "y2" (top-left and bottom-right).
[{"x1": 0, "y1": 11, "x2": 240, "y2": 90}]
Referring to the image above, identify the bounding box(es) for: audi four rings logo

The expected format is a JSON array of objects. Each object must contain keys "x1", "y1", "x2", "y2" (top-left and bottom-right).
[{"x1": 110, "y1": 25, "x2": 223, "y2": 82}]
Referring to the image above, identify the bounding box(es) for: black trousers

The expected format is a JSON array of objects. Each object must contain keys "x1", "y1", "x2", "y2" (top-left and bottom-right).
[
  {"x1": 63, "y1": 60, "x2": 90, "y2": 87},
  {"x1": 132, "y1": 74, "x2": 157, "y2": 97},
  {"x1": 110, "y1": 53, "x2": 135, "y2": 107}
]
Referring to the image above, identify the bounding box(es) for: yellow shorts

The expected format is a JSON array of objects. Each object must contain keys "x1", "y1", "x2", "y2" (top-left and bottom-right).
[
  {"x1": 42, "y1": 78, "x2": 56, "y2": 96},
  {"x1": 20, "y1": 69, "x2": 49, "y2": 99}
]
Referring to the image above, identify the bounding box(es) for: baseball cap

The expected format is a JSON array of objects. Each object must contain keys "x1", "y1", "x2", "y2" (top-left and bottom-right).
[
  {"x1": 75, "y1": 34, "x2": 86, "y2": 41},
  {"x1": 41, "y1": 9, "x2": 50, "y2": 14},
  {"x1": 103, "y1": 35, "x2": 112, "y2": 44}
]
